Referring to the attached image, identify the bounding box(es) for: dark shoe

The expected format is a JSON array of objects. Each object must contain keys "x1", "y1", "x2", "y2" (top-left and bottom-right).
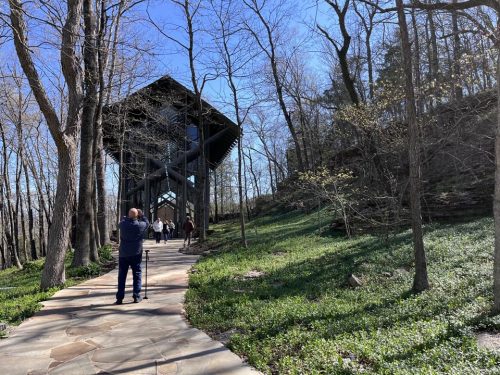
[
  {"x1": 115, "y1": 299, "x2": 123, "y2": 305},
  {"x1": 133, "y1": 296, "x2": 143, "y2": 303}
]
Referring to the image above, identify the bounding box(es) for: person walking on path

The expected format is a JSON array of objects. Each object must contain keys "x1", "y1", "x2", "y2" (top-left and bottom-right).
[
  {"x1": 116, "y1": 208, "x2": 149, "y2": 304},
  {"x1": 183, "y1": 216, "x2": 195, "y2": 248},
  {"x1": 162, "y1": 220, "x2": 170, "y2": 244},
  {"x1": 168, "y1": 219, "x2": 176, "y2": 239},
  {"x1": 153, "y1": 218, "x2": 163, "y2": 244}
]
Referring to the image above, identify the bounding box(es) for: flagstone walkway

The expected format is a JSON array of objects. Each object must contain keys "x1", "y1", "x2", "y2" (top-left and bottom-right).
[{"x1": 0, "y1": 240, "x2": 261, "y2": 375}]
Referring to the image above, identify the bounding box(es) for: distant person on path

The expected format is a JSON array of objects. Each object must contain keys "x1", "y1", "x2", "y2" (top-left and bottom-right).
[
  {"x1": 168, "y1": 219, "x2": 175, "y2": 239},
  {"x1": 116, "y1": 208, "x2": 149, "y2": 304},
  {"x1": 162, "y1": 220, "x2": 170, "y2": 244},
  {"x1": 183, "y1": 216, "x2": 195, "y2": 248},
  {"x1": 137, "y1": 209, "x2": 147, "y2": 239},
  {"x1": 152, "y1": 218, "x2": 163, "y2": 244}
]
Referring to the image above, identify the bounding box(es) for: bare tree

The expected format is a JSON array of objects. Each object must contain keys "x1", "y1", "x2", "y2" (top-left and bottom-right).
[
  {"x1": 318, "y1": 0, "x2": 360, "y2": 105},
  {"x1": 451, "y1": 0, "x2": 463, "y2": 99},
  {"x1": 242, "y1": 0, "x2": 305, "y2": 171},
  {"x1": 0, "y1": 119, "x2": 22, "y2": 268},
  {"x1": 396, "y1": 0, "x2": 429, "y2": 292},
  {"x1": 210, "y1": 0, "x2": 250, "y2": 246},
  {"x1": 9, "y1": 0, "x2": 83, "y2": 288},
  {"x1": 73, "y1": 0, "x2": 100, "y2": 266},
  {"x1": 353, "y1": 0, "x2": 380, "y2": 100},
  {"x1": 392, "y1": 0, "x2": 500, "y2": 314}
]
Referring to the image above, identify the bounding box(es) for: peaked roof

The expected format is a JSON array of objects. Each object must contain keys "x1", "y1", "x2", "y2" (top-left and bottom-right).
[{"x1": 103, "y1": 75, "x2": 239, "y2": 169}]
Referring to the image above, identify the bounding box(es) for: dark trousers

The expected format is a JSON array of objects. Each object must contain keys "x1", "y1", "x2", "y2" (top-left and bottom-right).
[
  {"x1": 184, "y1": 231, "x2": 192, "y2": 245},
  {"x1": 163, "y1": 231, "x2": 169, "y2": 242},
  {"x1": 154, "y1": 232, "x2": 161, "y2": 243},
  {"x1": 116, "y1": 253, "x2": 142, "y2": 301}
]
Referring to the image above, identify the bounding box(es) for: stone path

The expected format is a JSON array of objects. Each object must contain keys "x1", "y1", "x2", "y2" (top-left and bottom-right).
[{"x1": 0, "y1": 240, "x2": 261, "y2": 375}]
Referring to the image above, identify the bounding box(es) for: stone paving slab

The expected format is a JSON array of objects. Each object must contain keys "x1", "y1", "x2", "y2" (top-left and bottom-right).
[{"x1": 0, "y1": 240, "x2": 261, "y2": 375}]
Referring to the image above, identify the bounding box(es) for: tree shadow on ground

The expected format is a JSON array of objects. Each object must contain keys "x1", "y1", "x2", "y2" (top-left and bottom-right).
[
  {"x1": 196, "y1": 215, "x2": 497, "y2": 350},
  {"x1": 197, "y1": 230, "x2": 420, "y2": 336},
  {"x1": 187, "y1": 214, "x2": 500, "y2": 374}
]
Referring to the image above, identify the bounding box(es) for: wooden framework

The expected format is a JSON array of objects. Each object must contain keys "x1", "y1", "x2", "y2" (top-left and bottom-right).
[{"x1": 103, "y1": 76, "x2": 239, "y2": 235}]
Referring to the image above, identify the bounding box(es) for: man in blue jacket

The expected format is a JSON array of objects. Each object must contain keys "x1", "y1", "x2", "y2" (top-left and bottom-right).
[{"x1": 115, "y1": 208, "x2": 149, "y2": 304}]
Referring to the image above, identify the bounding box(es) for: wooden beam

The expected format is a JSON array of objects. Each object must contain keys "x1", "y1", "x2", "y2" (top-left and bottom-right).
[{"x1": 125, "y1": 127, "x2": 231, "y2": 197}]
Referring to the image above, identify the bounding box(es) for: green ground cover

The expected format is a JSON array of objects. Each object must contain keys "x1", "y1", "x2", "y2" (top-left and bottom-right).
[
  {"x1": 0, "y1": 245, "x2": 114, "y2": 336},
  {"x1": 185, "y1": 212, "x2": 500, "y2": 374}
]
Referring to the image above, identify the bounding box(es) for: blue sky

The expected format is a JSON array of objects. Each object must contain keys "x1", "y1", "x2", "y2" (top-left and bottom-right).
[
  {"x1": 125, "y1": 0, "x2": 334, "y2": 115},
  {"x1": 0, "y1": 0, "x2": 389, "y2": 199}
]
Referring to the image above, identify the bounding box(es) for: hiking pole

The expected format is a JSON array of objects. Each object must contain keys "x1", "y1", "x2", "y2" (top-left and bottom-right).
[{"x1": 144, "y1": 249, "x2": 150, "y2": 300}]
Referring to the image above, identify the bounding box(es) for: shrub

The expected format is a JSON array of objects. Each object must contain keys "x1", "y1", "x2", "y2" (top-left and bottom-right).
[
  {"x1": 68, "y1": 263, "x2": 101, "y2": 278},
  {"x1": 22, "y1": 260, "x2": 44, "y2": 272},
  {"x1": 99, "y1": 244, "x2": 113, "y2": 262}
]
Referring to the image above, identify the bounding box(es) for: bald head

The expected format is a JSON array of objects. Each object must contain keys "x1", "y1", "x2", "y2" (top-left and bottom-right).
[{"x1": 128, "y1": 208, "x2": 138, "y2": 219}]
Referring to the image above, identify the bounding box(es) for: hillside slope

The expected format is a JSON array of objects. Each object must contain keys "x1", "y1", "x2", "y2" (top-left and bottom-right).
[{"x1": 185, "y1": 212, "x2": 500, "y2": 374}]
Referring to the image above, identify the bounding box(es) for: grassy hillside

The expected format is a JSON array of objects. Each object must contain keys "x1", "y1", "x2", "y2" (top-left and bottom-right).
[{"x1": 185, "y1": 212, "x2": 500, "y2": 374}]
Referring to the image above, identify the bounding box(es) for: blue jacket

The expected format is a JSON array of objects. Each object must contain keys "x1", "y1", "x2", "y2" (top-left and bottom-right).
[{"x1": 119, "y1": 216, "x2": 149, "y2": 257}]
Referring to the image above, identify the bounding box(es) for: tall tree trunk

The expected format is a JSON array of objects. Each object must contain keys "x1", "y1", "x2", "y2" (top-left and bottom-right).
[
  {"x1": 95, "y1": 128, "x2": 109, "y2": 245},
  {"x1": 73, "y1": 128, "x2": 94, "y2": 266},
  {"x1": 424, "y1": 16, "x2": 434, "y2": 108},
  {"x1": 73, "y1": 0, "x2": 99, "y2": 266},
  {"x1": 23, "y1": 159, "x2": 37, "y2": 260},
  {"x1": 181, "y1": 0, "x2": 207, "y2": 241},
  {"x1": 213, "y1": 170, "x2": 219, "y2": 223},
  {"x1": 318, "y1": 0, "x2": 360, "y2": 106},
  {"x1": 9, "y1": 0, "x2": 83, "y2": 288},
  {"x1": 242, "y1": 146, "x2": 252, "y2": 221},
  {"x1": 91, "y1": 98, "x2": 101, "y2": 261},
  {"x1": 117, "y1": 127, "x2": 126, "y2": 232},
  {"x1": 14, "y1": 88, "x2": 31, "y2": 262},
  {"x1": 16, "y1": 156, "x2": 27, "y2": 262},
  {"x1": 29, "y1": 136, "x2": 52, "y2": 228},
  {"x1": 0, "y1": 121, "x2": 22, "y2": 269},
  {"x1": 41, "y1": 149, "x2": 78, "y2": 288},
  {"x1": 89, "y1": 193, "x2": 99, "y2": 262},
  {"x1": 297, "y1": 102, "x2": 311, "y2": 169},
  {"x1": 237, "y1": 124, "x2": 247, "y2": 247},
  {"x1": 90, "y1": 154, "x2": 102, "y2": 262},
  {"x1": 0, "y1": 179, "x2": 7, "y2": 268},
  {"x1": 411, "y1": 8, "x2": 424, "y2": 114},
  {"x1": 493, "y1": 18, "x2": 500, "y2": 311},
  {"x1": 220, "y1": 168, "x2": 225, "y2": 216},
  {"x1": 95, "y1": 0, "x2": 110, "y2": 246},
  {"x1": 246, "y1": 149, "x2": 260, "y2": 197},
  {"x1": 0, "y1": 160, "x2": 6, "y2": 269},
  {"x1": 396, "y1": 0, "x2": 429, "y2": 293},
  {"x1": 366, "y1": 30, "x2": 374, "y2": 100},
  {"x1": 231, "y1": 86, "x2": 248, "y2": 248},
  {"x1": 451, "y1": 0, "x2": 463, "y2": 99},
  {"x1": 427, "y1": 2, "x2": 439, "y2": 86},
  {"x1": 90, "y1": 163, "x2": 99, "y2": 261},
  {"x1": 38, "y1": 195, "x2": 47, "y2": 257},
  {"x1": 267, "y1": 156, "x2": 275, "y2": 198},
  {"x1": 353, "y1": 1, "x2": 375, "y2": 100},
  {"x1": 244, "y1": 0, "x2": 304, "y2": 171}
]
